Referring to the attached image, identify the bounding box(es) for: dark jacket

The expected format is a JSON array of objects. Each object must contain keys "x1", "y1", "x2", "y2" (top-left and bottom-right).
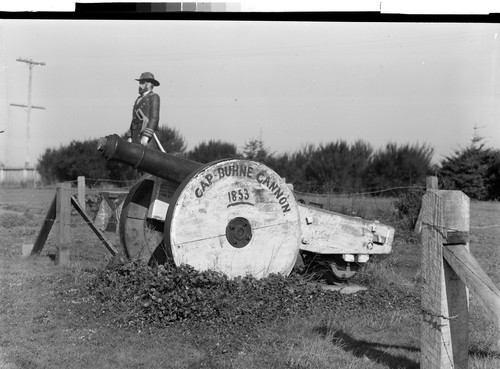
[{"x1": 127, "y1": 91, "x2": 160, "y2": 143}]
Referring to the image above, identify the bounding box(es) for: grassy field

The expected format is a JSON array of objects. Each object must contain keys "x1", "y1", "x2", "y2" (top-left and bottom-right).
[{"x1": 0, "y1": 187, "x2": 499, "y2": 369}]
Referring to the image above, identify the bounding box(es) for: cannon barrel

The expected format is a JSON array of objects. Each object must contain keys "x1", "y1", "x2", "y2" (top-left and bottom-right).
[{"x1": 97, "y1": 134, "x2": 202, "y2": 184}]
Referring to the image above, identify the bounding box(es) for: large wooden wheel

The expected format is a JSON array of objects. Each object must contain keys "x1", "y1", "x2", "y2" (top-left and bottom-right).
[
  {"x1": 159, "y1": 159, "x2": 302, "y2": 279},
  {"x1": 119, "y1": 174, "x2": 178, "y2": 263},
  {"x1": 119, "y1": 175, "x2": 161, "y2": 262}
]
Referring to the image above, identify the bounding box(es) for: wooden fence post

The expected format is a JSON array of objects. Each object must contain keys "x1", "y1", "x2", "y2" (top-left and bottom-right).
[
  {"x1": 55, "y1": 182, "x2": 72, "y2": 265},
  {"x1": 440, "y1": 190, "x2": 470, "y2": 368},
  {"x1": 77, "y1": 176, "x2": 86, "y2": 213},
  {"x1": 420, "y1": 176, "x2": 469, "y2": 369},
  {"x1": 426, "y1": 176, "x2": 438, "y2": 190},
  {"x1": 31, "y1": 195, "x2": 57, "y2": 255}
]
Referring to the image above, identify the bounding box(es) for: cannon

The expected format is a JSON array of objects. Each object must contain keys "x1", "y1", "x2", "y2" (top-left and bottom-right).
[{"x1": 98, "y1": 134, "x2": 394, "y2": 282}]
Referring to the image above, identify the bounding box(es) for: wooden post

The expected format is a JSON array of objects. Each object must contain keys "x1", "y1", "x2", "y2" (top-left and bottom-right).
[
  {"x1": 414, "y1": 177, "x2": 438, "y2": 234},
  {"x1": 55, "y1": 182, "x2": 72, "y2": 265},
  {"x1": 31, "y1": 194, "x2": 56, "y2": 255},
  {"x1": 440, "y1": 190, "x2": 469, "y2": 368},
  {"x1": 77, "y1": 176, "x2": 86, "y2": 212},
  {"x1": 420, "y1": 177, "x2": 469, "y2": 369},
  {"x1": 421, "y1": 187, "x2": 449, "y2": 369},
  {"x1": 426, "y1": 176, "x2": 438, "y2": 190},
  {"x1": 22, "y1": 243, "x2": 33, "y2": 257}
]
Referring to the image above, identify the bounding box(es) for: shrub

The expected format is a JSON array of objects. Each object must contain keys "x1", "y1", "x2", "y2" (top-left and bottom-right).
[
  {"x1": 187, "y1": 140, "x2": 240, "y2": 163},
  {"x1": 392, "y1": 187, "x2": 424, "y2": 243},
  {"x1": 366, "y1": 142, "x2": 434, "y2": 194},
  {"x1": 303, "y1": 140, "x2": 373, "y2": 193},
  {"x1": 36, "y1": 127, "x2": 187, "y2": 185},
  {"x1": 84, "y1": 258, "x2": 420, "y2": 339},
  {"x1": 439, "y1": 137, "x2": 500, "y2": 200},
  {"x1": 88, "y1": 259, "x2": 330, "y2": 329},
  {"x1": 0, "y1": 209, "x2": 38, "y2": 228}
]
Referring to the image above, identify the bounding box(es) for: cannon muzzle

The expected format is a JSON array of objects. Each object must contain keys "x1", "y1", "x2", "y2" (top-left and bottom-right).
[{"x1": 97, "y1": 134, "x2": 202, "y2": 184}]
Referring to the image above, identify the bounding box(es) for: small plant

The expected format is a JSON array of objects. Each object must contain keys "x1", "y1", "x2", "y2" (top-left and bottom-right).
[
  {"x1": 0, "y1": 210, "x2": 38, "y2": 228},
  {"x1": 392, "y1": 187, "x2": 424, "y2": 243},
  {"x1": 84, "y1": 193, "x2": 101, "y2": 218}
]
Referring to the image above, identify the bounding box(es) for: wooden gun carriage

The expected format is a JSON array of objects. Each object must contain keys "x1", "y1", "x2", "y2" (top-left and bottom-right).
[{"x1": 98, "y1": 134, "x2": 394, "y2": 283}]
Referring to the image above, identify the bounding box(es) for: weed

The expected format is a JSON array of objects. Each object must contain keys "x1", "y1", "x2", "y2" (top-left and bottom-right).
[
  {"x1": 392, "y1": 187, "x2": 425, "y2": 243},
  {"x1": 0, "y1": 210, "x2": 38, "y2": 228}
]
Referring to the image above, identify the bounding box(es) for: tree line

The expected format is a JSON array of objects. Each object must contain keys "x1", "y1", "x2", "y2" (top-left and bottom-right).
[{"x1": 37, "y1": 126, "x2": 500, "y2": 200}]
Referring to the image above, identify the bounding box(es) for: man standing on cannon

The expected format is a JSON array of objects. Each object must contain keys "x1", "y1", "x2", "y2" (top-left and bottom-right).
[{"x1": 126, "y1": 72, "x2": 164, "y2": 151}]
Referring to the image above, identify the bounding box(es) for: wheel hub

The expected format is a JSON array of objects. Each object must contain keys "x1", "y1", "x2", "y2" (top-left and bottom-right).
[{"x1": 226, "y1": 217, "x2": 252, "y2": 248}]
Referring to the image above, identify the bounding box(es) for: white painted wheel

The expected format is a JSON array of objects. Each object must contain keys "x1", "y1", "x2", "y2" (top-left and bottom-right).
[{"x1": 164, "y1": 159, "x2": 301, "y2": 279}]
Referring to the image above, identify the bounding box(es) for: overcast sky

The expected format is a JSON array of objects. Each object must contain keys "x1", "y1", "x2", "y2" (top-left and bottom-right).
[{"x1": 1, "y1": 18, "x2": 499, "y2": 167}]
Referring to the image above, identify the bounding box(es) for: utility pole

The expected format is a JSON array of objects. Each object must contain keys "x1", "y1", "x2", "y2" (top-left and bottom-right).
[{"x1": 10, "y1": 57, "x2": 45, "y2": 168}]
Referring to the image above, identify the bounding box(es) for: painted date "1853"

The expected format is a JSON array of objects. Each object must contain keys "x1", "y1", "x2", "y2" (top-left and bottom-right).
[
  {"x1": 227, "y1": 188, "x2": 255, "y2": 208},
  {"x1": 228, "y1": 188, "x2": 250, "y2": 203}
]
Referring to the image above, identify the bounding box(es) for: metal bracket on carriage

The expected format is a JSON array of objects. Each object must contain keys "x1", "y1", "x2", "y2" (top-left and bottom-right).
[{"x1": 371, "y1": 233, "x2": 389, "y2": 245}]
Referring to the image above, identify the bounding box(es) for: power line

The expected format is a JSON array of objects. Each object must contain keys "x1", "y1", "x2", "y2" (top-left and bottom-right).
[{"x1": 10, "y1": 57, "x2": 46, "y2": 168}]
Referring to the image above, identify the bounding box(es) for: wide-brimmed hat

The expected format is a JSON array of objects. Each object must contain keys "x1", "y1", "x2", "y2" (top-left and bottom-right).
[{"x1": 135, "y1": 72, "x2": 160, "y2": 86}]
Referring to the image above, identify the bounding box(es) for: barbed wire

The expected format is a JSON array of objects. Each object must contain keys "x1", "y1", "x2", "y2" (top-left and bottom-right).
[
  {"x1": 33, "y1": 218, "x2": 120, "y2": 228},
  {"x1": 471, "y1": 224, "x2": 500, "y2": 230},
  {"x1": 58, "y1": 178, "x2": 134, "y2": 188},
  {"x1": 35, "y1": 178, "x2": 428, "y2": 197},
  {"x1": 294, "y1": 185, "x2": 427, "y2": 198},
  {"x1": 3, "y1": 179, "x2": 499, "y2": 231},
  {"x1": 37, "y1": 204, "x2": 421, "y2": 232}
]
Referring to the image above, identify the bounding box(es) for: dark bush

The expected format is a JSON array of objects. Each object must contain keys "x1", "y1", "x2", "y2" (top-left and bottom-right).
[
  {"x1": 187, "y1": 140, "x2": 240, "y2": 163},
  {"x1": 439, "y1": 138, "x2": 500, "y2": 200},
  {"x1": 486, "y1": 151, "x2": 500, "y2": 200},
  {"x1": 366, "y1": 142, "x2": 434, "y2": 194},
  {"x1": 303, "y1": 140, "x2": 373, "y2": 193},
  {"x1": 37, "y1": 139, "x2": 107, "y2": 186},
  {"x1": 86, "y1": 258, "x2": 419, "y2": 333},
  {"x1": 392, "y1": 187, "x2": 425, "y2": 243},
  {"x1": 37, "y1": 126, "x2": 187, "y2": 185},
  {"x1": 155, "y1": 126, "x2": 187, "y2": 154},
  {"x1": 88, "y1": 259, "x2": 329, "y2": 328}
]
